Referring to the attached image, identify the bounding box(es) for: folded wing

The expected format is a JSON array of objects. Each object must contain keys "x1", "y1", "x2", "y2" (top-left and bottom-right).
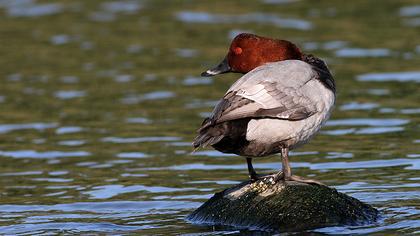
[{"x1": 193, "y1": 60, "x2": 320, "y2": 148}]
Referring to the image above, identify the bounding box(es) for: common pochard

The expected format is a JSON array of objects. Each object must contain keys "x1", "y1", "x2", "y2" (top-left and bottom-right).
[{"x1": 193, "y1": 33, "x2": 335, "y2": 184}]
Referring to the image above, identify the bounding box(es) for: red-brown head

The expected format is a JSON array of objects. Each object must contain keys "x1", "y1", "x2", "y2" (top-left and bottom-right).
[{"x1": 202, "y1": 33, "x2": 303, "y2": 76}]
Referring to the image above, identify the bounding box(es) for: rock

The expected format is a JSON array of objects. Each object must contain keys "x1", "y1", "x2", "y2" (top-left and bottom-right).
[{"x1": 187, "y1": 177, "x2": 378, "y2": 232}]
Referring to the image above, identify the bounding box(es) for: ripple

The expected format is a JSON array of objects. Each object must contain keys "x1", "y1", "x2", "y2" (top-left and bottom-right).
[
  {"x1": 120, "y1": 91, "x2": 175, "y2": 104},
  {"x1": 125, "y1": 117, "x2": 152, "y2": 124},
  {"x1": 114, "y1": 74, "x2": 134, "y2": 83},
  {"x1": 126, "y1": 44, "x2": 143, "y2": 54},
  {"x1": 175, "y1": 11, "x2": 313, "y2": 30},
  {"x1": 0, "y1": 171, "x2": 43, "y2": 176},
  {"x1": 322, "y1": 128, "x2": 355, "y2": 135},
  {"x1": 148, "y1": 157, "x2": 420, "y2": 171},
  {"x1": 0, "y1": 222, "x2": 143, "y2": 234},
  {"x1": 57, "y1": 140, "x2": 86, "y2": 146},
  {"x1": 101, "y1": 136, "x2": 181, "y2": 143},
  {"x1": 0, "y1": 200, "x2": 199, "y2": 215},
  {"x1": 322, "y1": 40, "x2": 348, "y2": 50},
  {"x1": 55, "y1": 126, "x2": 84, "y2": 135},
  {"x1": 76, "y1": 162, "x2": 97, "y2": 167},
  {"x1": 367, "y1": 88, "x2": 389, "y2": 95},
  {"x1": 50, "y1": 34, "x2": 70, "y2": 45},
  {"x1": 54, "y1": 90, "x2": 86, "y2": 100},
  {"x1": 354, "y1": 127, "x2": 405, "y2": 134},
  {"x1": 335, "y1": 48, "x2": 391, "y2": 58},
  {"x1": 335, "y1": 181, "x2": 420, "y2": 191},
  {"x1": 184, "y1": 99, "x2": 218, "y2": 109},
  {"x1": 0, "y1": 122, "x2": 58, "y2": 134},
  {"x1": 83, "y1": 185, "x2": 196, "y2": 199},
  {"x1": 326, "y1": 118, "x2": 409, "y2": 127},
  {"x1": 262, "y1": 0, "x2": 300, "y2": 4},
  {"x1": 120, "y1": 173, "x2": 148, "y2": 177},
  {"x1": 116, "y1": 152, "x2": 149, "y2": 158},
  {"x1": 339, "y1": 102, "x2": 380, "y2": 111},
  {"x1": 405, "y1": 17, "x2": 420, "y2": 26},
  {"x1": 290, "y1": 151, "x2": 319, "y2": 156},
  {"x1": 174, "y1": 48, "x2": 198, "y2": 58},
  {"x1": 60, "y1": 76, "x2": 79, "y2": 84},
  {"x1": 101, "y1": 0, "x2": 142, "y2": 14},
  {"x1": 49, "y1": 171, "x2": 68, "y2": 176},
  {"x1": 303, "y1": 41, "x2": 348, "y2": 51},
  {"x1": 357, "y1": 71, "x2": 420, "y2": 82},
  {"x1": 325, "y1": 152, "x2": 353, "y2": 159},
  {"x1": 399, "y1": 5, "x2": 420, "y2": 17},
  {"x1": 7, "y1": 73, "x2": 22, "y2": 81},
  {"x1": 31, "y1": 178, "x2": 73, "y2": 183},
  {"x1": 0, "y1": 150, "x2": 90, "y2": 159},
  {"x1": 89, "y1": 0, "x2": 142, "y2": 22},
  {"x1": 191, "y1": 150, "x2": 237, "y2": 157},
  {"x1": 187, "y1": 180, "x2": 241, "y2": 185},
  {"x1": 1, "y1": 1, "x2": 64, "y2": 18},
  {"x1": 308, "y1": 158, "x2": 420, "y2": 171},
  {"x1": 315, "y1": 220, "x2": 420, "y2": 234},
  {"x1": 322, "y1": 127, "x2": 405, "y2": 135},
  {"x1": 183, "y1": 76, "x2": 212, "y2": 86},
  {"x1": 400, "y1": 108, "x2": 420, "y2": 114}
]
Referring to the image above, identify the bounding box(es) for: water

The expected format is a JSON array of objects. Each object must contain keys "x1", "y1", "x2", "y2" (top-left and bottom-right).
[{"x1": 0, "y1": 0, "x2": 419, "y2": 234}]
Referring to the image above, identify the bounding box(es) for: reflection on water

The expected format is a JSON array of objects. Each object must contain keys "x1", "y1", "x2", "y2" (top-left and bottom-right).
[
  {"x1": 55, "y1": 126, "x2": 84, "y2": 135},
  {"x1": 84, "y1": 184, "x2": 197, "y2": 199},
  {"x1": 176, "y1": 11, "x2": 313, "y2": 30},
  {"x1": 323, "y1": 118, "x2": 409, "y2": 135},
  {"x1": 50, "y1": 34, "x2": 71, "y2": 45},
  {"x1": 116, "y1": 152, "x2": 149, "y2": 158},
  {"x1": 120, "y1": 91, "x2": 175, "y2": 104},
  {"x1": 0, "y1": 0, "x2": 419, "y2": 235},
  {"x1": 0, "y1": 150, "x2": 90, "y2": 159},
  {"x1": 399, "y1": 5, "x2": 420, "y2": 17},
  {"x1": 335, "y1": 48, "x2": 391, "y2": 58},
  {"x1": 101, "y1": 136, "x2": 181, "y2": 143},
  {"x1": 54, "y1": 90, "x2": 86, "y2": 100},
  {"x1": 57, "y1": 140, "x2": 86, "y2": 146},
  {"x1": 0, "y1": 122, "x2": 58, "y2": 133},
  {"x1": 357, "y1": 71, "x2": 420, "y2": 82},
  {"x1": 0, "y1": 0, "x2": 63, "y2": 17},
  {"x1": 0, "y1": 201, "x2": 199, "y2": 234},
  {"x1": 183, "y1": 76, "x2": 212, "y2": 86},
  {"x1": 339, "y1": 102, "x2": 380, "y2": 111},
  {"x1": 303, "y1": 40, "x2": 348, "y2": 51},
  {"x1": 325, "y1": 118, "x2": 409, "y2": 126},
  {"x1": 89, "y1": 0, "x2": 142, "y2": 22}
]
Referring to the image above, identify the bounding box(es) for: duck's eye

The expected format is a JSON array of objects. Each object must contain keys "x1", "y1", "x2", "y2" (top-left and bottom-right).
[{"x1": 233, "y1": 47, "x2": 242, "y2": 55}]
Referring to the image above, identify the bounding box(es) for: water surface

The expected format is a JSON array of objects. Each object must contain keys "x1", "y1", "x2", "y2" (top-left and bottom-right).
[{"x1": 0, "y1": 0, "x2": 419, "y2": 234}]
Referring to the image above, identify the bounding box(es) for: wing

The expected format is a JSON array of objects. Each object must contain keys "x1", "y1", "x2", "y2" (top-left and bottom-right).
[
  {"x1": 199, "y1": 82, "x2": 316, "y2": 131},
  {"x1": 199, "y1": 60, "x2": 320, "y2": 131}
]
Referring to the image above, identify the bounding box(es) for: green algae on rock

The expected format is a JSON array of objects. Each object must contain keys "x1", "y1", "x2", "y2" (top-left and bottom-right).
[{"x1": 187, "y1": 177, "x2": 379, "y2": 232}]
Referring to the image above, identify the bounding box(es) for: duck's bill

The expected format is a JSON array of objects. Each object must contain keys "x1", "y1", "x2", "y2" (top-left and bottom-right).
[{"x1": 201, "y1": 57, "x2": 231, "y2": 77}]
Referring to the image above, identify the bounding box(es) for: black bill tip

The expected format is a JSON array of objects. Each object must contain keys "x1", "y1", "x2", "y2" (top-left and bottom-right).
[
  {"x1": 201, "y1": 70, "x2": 220, "y2": 77},
  {"x1": 201, "y1": 57, "x2": 231, "y2": 77}
]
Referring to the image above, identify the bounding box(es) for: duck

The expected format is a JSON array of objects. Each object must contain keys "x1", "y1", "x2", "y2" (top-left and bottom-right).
[{"x1": 193, "y1": 33, "x2": 335, "y2": 184}]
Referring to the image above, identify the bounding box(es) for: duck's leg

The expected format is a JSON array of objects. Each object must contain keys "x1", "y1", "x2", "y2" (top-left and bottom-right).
[
  {"x1": 274, "y1": 147, "x2": 325, "y2": 185},
  {"x1": 281, "y1": 147, "x2": 292, "y2": 179},
  {"x1": 272, "y1": 147, "x2": 290, "y2": 181},
  {"x1": 246, "y1": 157, "x2": 258, "y2": 180}
]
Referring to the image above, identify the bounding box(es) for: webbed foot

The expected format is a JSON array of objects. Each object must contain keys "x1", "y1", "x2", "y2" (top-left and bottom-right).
[{"x1": 272, "y1": 172, "x2": 325, "y2": 186}]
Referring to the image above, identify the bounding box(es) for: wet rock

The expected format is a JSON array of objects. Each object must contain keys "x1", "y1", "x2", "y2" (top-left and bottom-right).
[{"x1": 187, "y1": 177, "x2": 378, "y2": 232}]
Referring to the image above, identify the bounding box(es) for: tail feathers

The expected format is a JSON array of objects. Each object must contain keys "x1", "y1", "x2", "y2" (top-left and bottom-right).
[
  {"x1": 193, "y1": 133, "x2": 224, "y2": 149},
  {"x1": 193, "y1": 123, "x2": 226, "y2": 149}
]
